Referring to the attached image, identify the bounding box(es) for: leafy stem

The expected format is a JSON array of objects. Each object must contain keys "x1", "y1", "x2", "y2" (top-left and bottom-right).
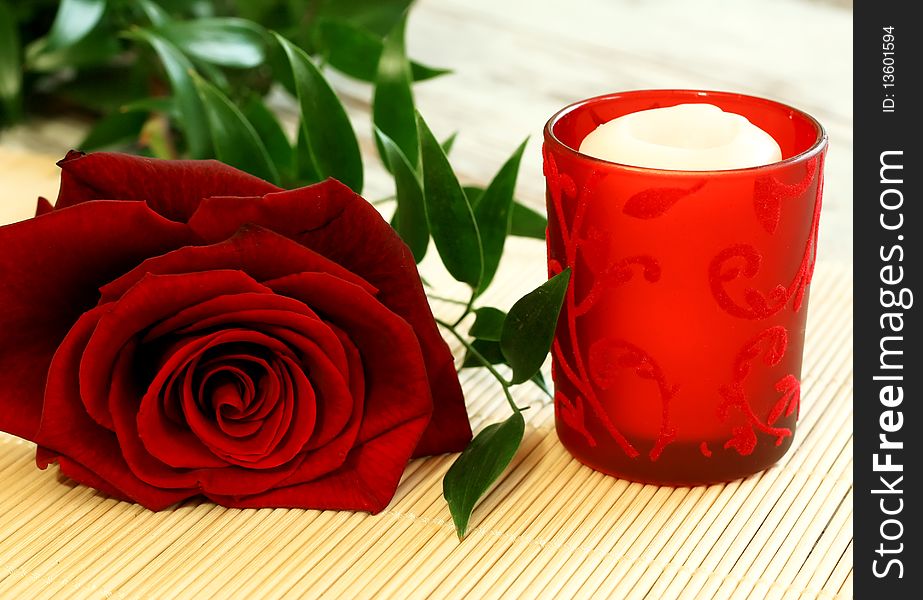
[
  {"x1": 427, "y1": 293, "x2": 470, "y2": 307},
  {"x1": 450, "y1": 288, "x2": 477, "y2": 328},
  {"x1": 435, "y1": 317, "x2": 520, "y2": 414},
  {"x1": 439, "y1": 271, "x2": 569, "y2": 538}
]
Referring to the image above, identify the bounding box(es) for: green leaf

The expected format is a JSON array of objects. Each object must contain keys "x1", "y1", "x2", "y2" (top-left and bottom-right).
[
  {"x1": 531, "y1": 371, "x2": 552, "y2": 398},
  {"x1": 268, "y1": 38, "x2": 296, "y2": 96},
  {"x1": 158, "y1": 18, "x2": 267, "y2": 69},
  {"x1": 44, "y1": 0, "x2": 107, "y2": 53},
  {"x1": 441, "y1": 131, "x2": 458, "y2": 156},
  {"x1": 410, "y1": 61, "x2": 451, "y2": 83},
  {"x1": 463, "y1": 186, "x2": 482, "y2": 203},
  {"x1": 444, "y1": 412, "x2": 524, "y2": 539},
  {"x1": 0, "y1": 1, "x2": 21, "y2": 122},
  {"x1": 79, "y1": 110, "x2": 147, "y2": 151},
  {"x1": 130, "y1": 27, "x2": 211, "y2": 158},
  {"x1": 188, "y1": 0, "x2": 214, "y2": 18},
  {"x1": 468, "y1": 186, "x2": 547, "y2": 241},
  {"x1": 314, "y1": 18, "x2": 449, "y2": 83},
  {"x1": 373, "y1": 15, "x2": 417, "y2": 171},
  {"x1": 26, "y1": 30, "x2": 120, "y2": 72},
  {"x1": 461, "y1": 339, "x2": 506, "y2": 368},
  {"x1": 294, "y1": 126, "x2": 321, "y2": 185},
  {"x1": 417, "y1": 112, "x2": 482, "y2": 288},
  {"x1": 474, "y1": 138, "x2": 528, "y2": 294},
  {"x1": 54, "y1": 64, "x2": 147, "y2": 113},
  {"x1": 469, "y1": 307, "x2": 506, "y2": 342},
  {"x1": 241, "y1": 96, "x2": 293, "y2": 183},
  {"x1": 511, "y1": 202, "x2": 548, "y2": 240},
  {"x1": 274, "y1": 32, "x2": 363, "y2": 193},
  {"x1": 375, "y1": 128, "x2": 428, "y2": 262},
  {"x1": 191, "y1": 58, "x2": 229, "y2": 91},
  {"x1": 501, "y1": 269, "x2": 571, "y2": 384},
  {"x1": 121, "y1": 96, "x2": 177, "y2": 119},
  {"x1": 192, "y1": 73, "x2": 279, "y2": 183},
  {"x1": 316, "y1": 0, "x2": 413, "y2": 37},
  {"x1": 136, "y1": 0, "x2": 169, "y2": 26}
]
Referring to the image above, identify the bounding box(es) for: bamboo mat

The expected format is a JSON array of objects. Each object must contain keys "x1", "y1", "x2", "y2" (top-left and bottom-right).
[{"x1": 0, "y1": 237, "x2": 852, "y2": 599}]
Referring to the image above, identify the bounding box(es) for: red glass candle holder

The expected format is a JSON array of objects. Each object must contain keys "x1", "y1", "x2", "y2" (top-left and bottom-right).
[{"x1": 543, "y1": 90, "x2": 827, "y2": 485}]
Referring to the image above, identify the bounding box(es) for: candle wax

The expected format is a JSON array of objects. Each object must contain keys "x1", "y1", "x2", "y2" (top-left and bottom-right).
[{"x1": 578, "y1": 103, "x2": 782, "y2": 171}]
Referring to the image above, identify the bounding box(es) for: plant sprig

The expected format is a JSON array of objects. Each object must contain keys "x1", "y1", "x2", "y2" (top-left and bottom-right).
[
  {"x1": 435, "y1": 270, "x2": 569, "y2": 539},
  {"x1": 0, "y1": 0, "x2": 566, "y2": 540}
]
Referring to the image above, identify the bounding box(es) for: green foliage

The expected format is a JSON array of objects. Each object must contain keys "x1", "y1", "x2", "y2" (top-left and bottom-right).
[
  {"x1": 241, "y1": 96, "x2": 294, "y2": 183},
  {"x1": 27, "y1": 28, "x2": 120, "y2": 73},
  {"x1": 79, "y1": 110, "x2": 147, "y2": 151},
  {"x1": 192, "y1": 73, "x2": 279, "y2": 183},
  {"x1": 0, "y1": 1, "x2": 22, "y2": 122},
  {"x1": 373, "y1": 14, "x2": 417, "y2": 171},
  {"x1": 443, "y1": 412, "x2": 524, "y2": 539},
  {"x1": 465, "y1": 186, "x2": 548, "y2": 241},
  {"x1": 3, "y1": 0, "x2": 447, "y2": 148},
  {"x1": 313, "y1": 0, "x2": 413, "y2": 38},
  {"x1": 461, "y1": 338, "x2": 506, "y2": 368},
  {"x1": 376, "y1": 128, "x2": 429, "y2": 262},
  {"x1": 501, "y1": 269, "x2": 571, "y2": 384},
  {"x1": 158, "y1": 18, "x2": 268, "y2": 68},
  {"x1": 129, "y1": 27, "x2": 211, "y2": 158},
  {"x1": 418, "y1": 112, "x2": 483, "y2": 288},
  {"x1": 510, "y1": 202, "x2": 548, "y2": 239},
  {"x1": 314, "y1": 18, "x2": 449, "y2": 83},
  {"x1": 43, "y1": 0, "x2": 106, "y2": 53},
  {"x1": 274, "y1": 32, "x2": 363, "y2": 192},
  {"x1": 135, "y1": 0, "x2": 169, "y2": 26},
  {"x1": 468, "y1": 307, "x2": 507, "y2": 341},
  {"x1": 473, "y1": 139, "x2": 528, "y2": 294},
  {"x1": 440, "y1": 131, "x2": 458, "y2": 155},
  {"x1": 444, "y1": 271, "x2": 569, "y2": 537}
]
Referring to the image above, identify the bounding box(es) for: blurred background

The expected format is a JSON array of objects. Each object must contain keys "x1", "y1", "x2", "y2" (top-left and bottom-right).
[{"x1": 0, "y1": 0, "x2": 852, "y2": 262}]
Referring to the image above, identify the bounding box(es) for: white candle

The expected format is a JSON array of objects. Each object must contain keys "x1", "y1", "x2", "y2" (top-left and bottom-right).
[{"x1": 578, "y1": 103, "x2": 782, "y2": 171}]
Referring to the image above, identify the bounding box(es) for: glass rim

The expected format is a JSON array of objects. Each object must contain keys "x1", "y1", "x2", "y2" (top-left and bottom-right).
[{"x1": 543, "y1": 89, "x2": 828, "y2": 177}]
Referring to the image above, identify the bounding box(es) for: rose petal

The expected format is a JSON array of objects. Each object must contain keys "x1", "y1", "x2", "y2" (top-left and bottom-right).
[
  {"x1": 37, "y1": 446, "x2": 134, "y2": 504},
  {"x1": 35, "y1": 197, "x2": 54, "y2": 216},
  {"x1": 268, "y1": 326, "x2": 366, "y2": 485},
  {"x1": 139, "y1": 291, "x2": 357, "y2": 450},
  {"x1": 187, "y1": 180, "x2": 470, "y2": 455},
  {"x1": 80, "y1": 270, "x2": 270, "y2": 430},
  {"x1": 99, "y1": 225, "x2": 375, "y2": 304},
  {"x1": 199, "y1": 354, "x2": 279, "y2": 423},
  {"x1": 111, "y1": 334, "x2": 312, "y2": 496},
  {"x1": 0, "y1": 201, "x2": 192, "y2": 441},
  {"x1": 144, "y1": 292, "x2": 349, "y2": 382},
  {"x1": 36, "y1": 306, "x2": 195, "y2": 509},
  {"x1": 200, "y1": 364, "x2": 259, "y2": 436},
  {"x1": 136, "y1": 333, "x2": 255, "y2": 468},
  {"x1": 138, "y1": 329, "x2": 299, "y2": 463},
  {"x1": 262, "y1": 325, "x2": 355, "y2": 449},
  {"x1": 209, "y1": 413, "x2": 430, "y2": 513},
  {"x1": 55, "y1": 151, "x2": 280, "y2": 222},
  {"x1": 265, "y1": 272, "x2": 432, "y2": 445},
  {"x1": 182, "y1": 349, "x2": 290, "y2": 462},
  {"x1": 177, "y1": 332, "x2": 315, "y2": 468},
  {"x1": 234, "y1": 272, "x2": 432, "y2": 507}
]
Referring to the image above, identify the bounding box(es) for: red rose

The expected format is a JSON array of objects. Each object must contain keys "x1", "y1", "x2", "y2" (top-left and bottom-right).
[{"x1": 0, "y1": 151, "x2": 471, "y2": 512}]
